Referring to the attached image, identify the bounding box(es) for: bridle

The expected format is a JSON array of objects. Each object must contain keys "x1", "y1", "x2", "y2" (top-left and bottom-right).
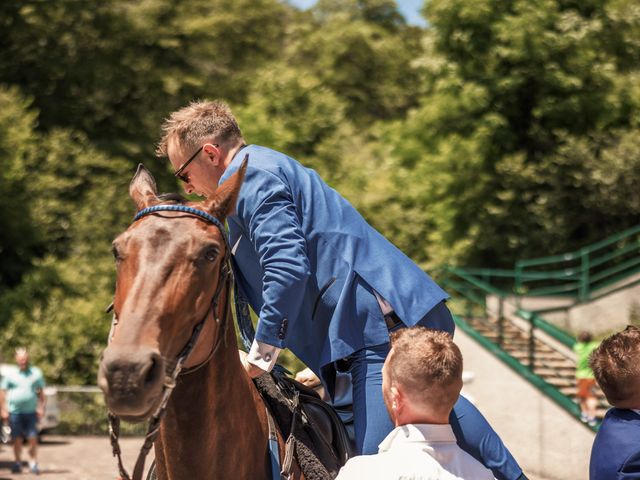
[{"x1": 107, "y1": 204, "x2": 232, "y2": 480}]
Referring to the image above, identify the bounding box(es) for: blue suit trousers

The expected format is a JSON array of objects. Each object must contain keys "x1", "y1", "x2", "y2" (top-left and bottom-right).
[{"x1": 348, "y1": 301, "x2": 523, "y2": 480}]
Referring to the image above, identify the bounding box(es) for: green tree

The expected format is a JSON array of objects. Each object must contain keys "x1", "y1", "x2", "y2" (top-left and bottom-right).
[
  {"x1": 386, "y1": 0, "x2": 640, "y2": 267},
  {"x1": 302, "y1": 0, "x2": 423, "y2": 123},
  {"x1": 0, "y1": 87, "x2": 40, "y2": 290},
  {"x1": 0, "y1": 0, "x2": 291, "y2": 180},
  {"x1": 0, "y1": 100, "x2": 132, "y2": 382}
]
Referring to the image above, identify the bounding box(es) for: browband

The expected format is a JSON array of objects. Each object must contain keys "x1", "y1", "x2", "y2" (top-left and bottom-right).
[{"x1": 134, "y1": 205, "x2": 226, "y2": 233}]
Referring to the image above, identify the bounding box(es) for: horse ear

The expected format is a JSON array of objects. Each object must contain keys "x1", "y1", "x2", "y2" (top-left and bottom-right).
[
  {"x1": 206, "y1": 155, "x2": 248, "y2": 219},
  {"x1": 129, "y1": 164, "x2": 159, "y2": 211}
]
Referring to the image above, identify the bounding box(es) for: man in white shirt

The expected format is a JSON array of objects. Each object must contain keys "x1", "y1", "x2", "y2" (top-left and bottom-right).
[{"x1": 336, "y1": 327, "x2": 495, "y2": 480}]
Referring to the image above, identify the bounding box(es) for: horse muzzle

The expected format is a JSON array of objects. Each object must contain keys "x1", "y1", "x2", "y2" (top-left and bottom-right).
[{"x1": 98, "y1": 345, "x2": 164, "y2": 421}]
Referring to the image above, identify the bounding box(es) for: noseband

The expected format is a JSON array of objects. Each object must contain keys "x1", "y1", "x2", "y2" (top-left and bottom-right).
[{"x1": 108, "y1": 205, "x2": 232, "y2": 480}]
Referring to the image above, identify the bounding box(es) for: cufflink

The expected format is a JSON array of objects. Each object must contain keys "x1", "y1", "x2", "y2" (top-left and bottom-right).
[{"x1": 264, "y1": 353, "x2": 272, "y2": 362}]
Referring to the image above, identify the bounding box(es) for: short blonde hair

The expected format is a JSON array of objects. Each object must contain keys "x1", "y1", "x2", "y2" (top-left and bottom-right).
[
  {"x1": 388, "y1": 327, "x2": 462, "y2": 411},
  {"x1": 156, "y1": 100, "x2": 243, "y2": 156}
]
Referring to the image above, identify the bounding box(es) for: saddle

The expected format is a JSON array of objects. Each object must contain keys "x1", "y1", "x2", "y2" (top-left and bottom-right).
[
  {"x1": 253, "y1": 371, "x2": 355, "y2": 480},
  {"x1": 143, "y1": 370, "x2": 354, "y2": 480},
  {"x1": 234, "y1": 290, "x2": 354, "y2": 479}
]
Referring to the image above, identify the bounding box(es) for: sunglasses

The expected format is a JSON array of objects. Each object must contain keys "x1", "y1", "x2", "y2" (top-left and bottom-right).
[{"x1": 173, "y1": 144, "x2": 218, "y2": 184}]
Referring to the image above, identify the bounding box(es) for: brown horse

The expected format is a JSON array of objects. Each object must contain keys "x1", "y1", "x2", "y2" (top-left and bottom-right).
[{"x1": 97, "y1": 162, "x2": 301, "y2": 480}]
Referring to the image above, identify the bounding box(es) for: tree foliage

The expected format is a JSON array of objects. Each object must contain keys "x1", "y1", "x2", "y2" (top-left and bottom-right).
[
  {"x1": 384, "y1": 0, "x2": 640, "y2": 267},
  {"x1": 0, "y1": 0, "x2": 639, "y2": 382},
  {"x1": 0, "y1": 87, "x2": 40, "y2": 290}
]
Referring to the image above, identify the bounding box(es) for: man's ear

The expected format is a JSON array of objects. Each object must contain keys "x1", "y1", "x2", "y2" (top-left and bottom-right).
[
  {"x1": 390, "y1": 386, "x2": 400, "y2": 405},
  {"x1": 204, "y1": 155, "x2": 248, "y2": 220},
  {"x1": 203, "y1": 143, "x2": 220, "y2": 166},
  {"x1": 129, "y1": 164, "x2": 159, "y2": 211},
  {"x1": 390, "y1": 385, "x2": 405, "y2": 413}
]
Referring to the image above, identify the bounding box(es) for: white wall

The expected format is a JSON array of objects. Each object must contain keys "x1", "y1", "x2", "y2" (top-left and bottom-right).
[{"x1": 512, "y1": 273, "x2": 640, "y2": 335}]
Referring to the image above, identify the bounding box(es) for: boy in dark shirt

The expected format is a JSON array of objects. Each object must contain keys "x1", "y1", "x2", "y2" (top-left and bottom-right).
[{"x1": 589, "y1": 325, "x2": 640, "y2": 480}]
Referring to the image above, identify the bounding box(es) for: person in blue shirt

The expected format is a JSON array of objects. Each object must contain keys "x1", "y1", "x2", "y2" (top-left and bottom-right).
[
  {"x1": 156, "y1": 99, "x2": 525, "y2": 479},
  {"x1": 0, "y1": 348, "x2": 46, "y2": 474},
  {"x1": 589, "y1": 325, "x2": 640, "y2": 480}
]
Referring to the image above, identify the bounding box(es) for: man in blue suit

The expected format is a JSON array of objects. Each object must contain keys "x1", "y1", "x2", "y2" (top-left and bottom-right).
[
  {"x1": 158, "y1": 100, "x2": 525, "y2": 479},
  {"x1": 589, "y1": 325, "x2": 640, "y2": 479}
]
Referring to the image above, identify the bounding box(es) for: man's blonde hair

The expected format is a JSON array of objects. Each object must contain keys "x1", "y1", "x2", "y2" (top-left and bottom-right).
[
  {"x1": 388, "y1": 327, "x2": 462, "y2": 412},
  {"x1": 156, "y1": 100, "x2": 243, "y2": 157}
]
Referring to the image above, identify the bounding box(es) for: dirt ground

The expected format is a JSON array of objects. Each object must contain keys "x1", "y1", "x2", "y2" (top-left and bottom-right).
[
  {"x1": 0, "y1": 436, "x2": 150, "y2": 480},
  {"x1": 0, "y1": 435, "x2": 552, "y2": 480}
]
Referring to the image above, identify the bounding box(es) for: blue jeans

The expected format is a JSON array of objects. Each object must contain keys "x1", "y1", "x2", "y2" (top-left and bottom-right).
[{"x1": 348, "y1": 301, "x2": 523, "y2": 480}]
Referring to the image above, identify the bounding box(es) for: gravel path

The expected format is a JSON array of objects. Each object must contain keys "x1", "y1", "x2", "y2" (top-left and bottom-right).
[
  {"x1": 0, "y1": 436, "x2": 150, "y2": 480},
  {"x1": 0, "y1": 435, "x2": 553, "y2": 480}
]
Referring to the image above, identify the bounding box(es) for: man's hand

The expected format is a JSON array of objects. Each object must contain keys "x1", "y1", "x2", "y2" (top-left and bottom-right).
[
  {"x1": 37, "y1": 390, "x2": 46, "y2": 420},
  {"x1": 238, "y1": 350, "x2": 267, "y2": 379},
  {"x1": 0, "y1": 409, "x2": 8, "y2": 422},
  {"x1": 295, "y1": 367, "x2": 321, "y2": 388}
]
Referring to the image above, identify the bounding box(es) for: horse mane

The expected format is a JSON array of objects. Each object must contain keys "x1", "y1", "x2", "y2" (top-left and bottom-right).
[{"x1": 157, "y1": 193, "x2": 189, "y2": 204}]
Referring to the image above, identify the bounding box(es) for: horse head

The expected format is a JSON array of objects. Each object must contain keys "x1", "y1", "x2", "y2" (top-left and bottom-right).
[{"x1": 97, "y1": 161, "x2": 246, "y2": 422}]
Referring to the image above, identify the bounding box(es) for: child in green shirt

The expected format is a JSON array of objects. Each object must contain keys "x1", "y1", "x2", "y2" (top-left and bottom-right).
[{"x1": 574, "y1": 331, "x2": 600, "y2": 426}]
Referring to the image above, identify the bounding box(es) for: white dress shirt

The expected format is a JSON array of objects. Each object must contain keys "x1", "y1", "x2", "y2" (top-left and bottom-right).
[
  {"x1": 247, "y1": 339, "x2": 282, "y2": 371},
  {"x1": 335, "y1": 423, "x2": 495, "y2": 480}
]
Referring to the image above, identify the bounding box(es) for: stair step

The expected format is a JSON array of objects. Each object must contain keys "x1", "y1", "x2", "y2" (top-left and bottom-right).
[
  {"x1": 508, "y1": 352, "x2": 572, "y2": 363},
  {"x1": 543, "y1": 377, "x2": 575, "y2": 387},
  {"x1": 534, "y1": 360, "x2": 574, "y2": 368},
  {"x1": 471, "y1": 331, "x2": 570, "y2": 355},
  {"x1": 559, "y1": 387, "x2": 608, "y2": 404},
  {"x1": 533, "y1": 367, "x2": 573, "y2": 377},
  {"x1": 536, "y1": 360, "x2": 575, "y2": 369}
]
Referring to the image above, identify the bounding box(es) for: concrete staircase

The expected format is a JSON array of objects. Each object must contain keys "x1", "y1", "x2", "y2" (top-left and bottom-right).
[
  {"x1": 440, "y1": 235, "x2": 640, "y2": 432},
  {"x1": 463, "y1": 311, "x2": 609, "y2": 422}
]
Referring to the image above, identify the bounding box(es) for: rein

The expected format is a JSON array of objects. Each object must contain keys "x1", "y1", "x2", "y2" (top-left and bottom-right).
[{"x1": 107, "y1": 205, "x2": 232, "y2": 480}]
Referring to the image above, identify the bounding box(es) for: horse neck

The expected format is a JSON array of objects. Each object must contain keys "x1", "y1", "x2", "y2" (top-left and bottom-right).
[{"x1": 154, "y1": 296, "x2": 272, "y2": 480}]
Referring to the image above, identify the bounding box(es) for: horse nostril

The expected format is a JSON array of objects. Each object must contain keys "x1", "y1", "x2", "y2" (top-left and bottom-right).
[{"x1": 143, "y1": 354, "x2": 163, "y2": 387}]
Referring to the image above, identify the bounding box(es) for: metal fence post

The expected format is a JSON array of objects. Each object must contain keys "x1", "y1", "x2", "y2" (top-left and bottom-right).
[
  {"x1": 514, "y1": 263, "x2": 523, "y2": 308},
  {"x1": 497, "y1": 296, "x2": 504, "y2": 348},
  {"x1": 579, "y1": 248, "x2": 590, "y2": 301},
  {"x1": 528, "y1": 313, "x2": 535, "y2": 371}
]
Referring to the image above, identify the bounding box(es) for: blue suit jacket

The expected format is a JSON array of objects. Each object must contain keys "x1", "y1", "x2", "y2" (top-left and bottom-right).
[
  {"x1": 590, "y1": 408, "x2": 640, "y2": 480},
  {"x1": 221, "y1": 146, "x2": 448, "y2": 378}
]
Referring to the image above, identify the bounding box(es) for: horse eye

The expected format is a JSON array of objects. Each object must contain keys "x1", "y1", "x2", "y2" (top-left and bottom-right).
[{"x1": 204, "y1": 248, "x2": 218, "y2": 262}]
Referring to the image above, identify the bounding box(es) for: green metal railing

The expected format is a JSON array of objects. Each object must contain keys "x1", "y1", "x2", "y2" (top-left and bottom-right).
[
  {"x1": 438, "y1": 266, "x2": 595, "y2": 430},
  {"x1": 432, "y1": 227, "x2": 640, "y2": 430},
  {"x1": 440, "y1": 266, "x2": 575, "y2": 354},
  {"x1": 515, "y1": 225, "x2": 640, "y2": 301},
  {"x1": 451, "y1": 224, "x2": 640, "y2": 302}
]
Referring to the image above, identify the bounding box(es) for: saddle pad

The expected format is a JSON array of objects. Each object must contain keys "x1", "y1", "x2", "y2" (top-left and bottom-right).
[{"x1": 254, "y1": 372, "x2": 344, "y2": 480}]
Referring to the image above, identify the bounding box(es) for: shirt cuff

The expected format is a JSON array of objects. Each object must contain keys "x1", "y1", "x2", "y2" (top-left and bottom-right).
[{"x1": 247, "y1": 340, "x2": 281, "y2": 372}]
